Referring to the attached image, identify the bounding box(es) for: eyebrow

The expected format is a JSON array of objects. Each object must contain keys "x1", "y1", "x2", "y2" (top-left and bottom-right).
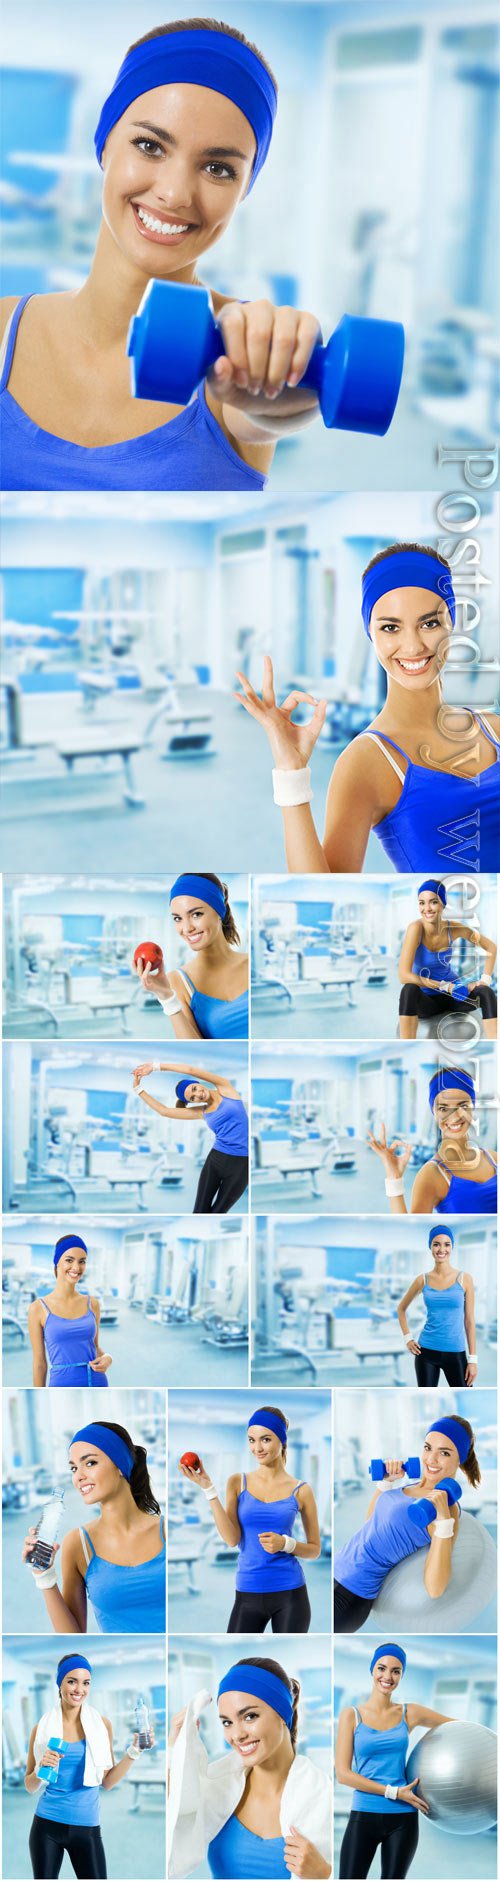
[
  {"x1": 375, "y1": 609, "x2": 442, "y2": 625},
  {"x1": 220, "y1": 1703, "x2": 259, "y2": 1717},
  {"x1": 132, "y1": 120, "x2": 247, "y2": 159}
]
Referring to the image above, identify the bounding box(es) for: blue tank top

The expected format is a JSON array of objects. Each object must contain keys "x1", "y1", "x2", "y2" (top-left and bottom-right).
[
  {"x1": 206, "y1": 1097, "x2": 248, "y2": 1156},
  {"x1": 419, "y1": 1273, "x2": 466, "y2": 1351},
  {"x1": 35, "y1": 1740, "x2": 100, "y2": 1826},
  {"x1": 41, "y1": 1297, "x2": 108, "y2": 1388},
  {"x1": 0, "y1": 296, "x2": 267, "y2": 492},
  {"x1": 351, "y1": 1706, "x2": 412, "y2": 1816},
  {"x1": 236, "y1": 1475, "x2": 306, "y2": 1592},
  {"x1": 208, "y1": 1816, "x2": 289, "y2": 1879},
  {"x1": 364, "y1": 719, "x2": 500, "y2": 871},
  {"x1": 412, "y1": 924, "x2": 456, "y2": 984},
  {"x1": 81, "y1": 1517, "x2": 165, "y2": 1632},
  {"x1": 334, "y1": 1486, "x2": 431, "y2": 1598},
  {"x1": 181, "y1": 972, "x2": 249, "y2": 1040},
  {"x1": 433, "y1": 1150, "x2": 497, "y2": 1215}
]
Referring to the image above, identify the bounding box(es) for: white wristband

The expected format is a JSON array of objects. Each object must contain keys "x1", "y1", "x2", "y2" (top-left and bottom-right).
[
  {"x1": 151, "y1": 1060, "x2": 162, "y2": 1072},
  {"x1": 282, "y1": 1536, "x2": 297, "y2": 1554},
  {"x1": 480, "y1": 974, "x2": 492, "y2": 986},
  {"x1": 160, "y1": 994, "x2": 182, "y2": 1016},
  {"x1": 32, "y1": 1564, "x2": 58, "y2": 1589},
  {"x1": 434, "y1": 1517, "x2": 455, "y2": 1539},
  {"x1": 385, "y1": 1177, "x2": 405, "y2": 1196},
  {"x1": 272, "y1": 766, "x2": 312, "y2": 807},
  {"x1": 385, "y1": 1783, "x2": 399, "y2": 1800},
  {"x1": 468, "y1": 1354, "x2": 477, "y2": 1363},
  {"x1": 404, "y1": 1333, "x2": 414, "y2": 1346},
  {"x1": 202, "y1": 1484, "x2": 219, "y2": 1501},
  {"x1": 126, "y1": 1743, "x2": 141, "y2": 1760}
]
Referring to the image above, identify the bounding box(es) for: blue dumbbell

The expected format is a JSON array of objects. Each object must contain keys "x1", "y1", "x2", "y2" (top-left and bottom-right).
[
  {"x1": 407, "y1": 1477, "x2": 462, "y2": 1530},
  {"x1": 127, "y1": 280, "x2": 405, "y2": 436},
  {"x1": 369, "y1": 1456, "x2": 421, "y2": 1482}
]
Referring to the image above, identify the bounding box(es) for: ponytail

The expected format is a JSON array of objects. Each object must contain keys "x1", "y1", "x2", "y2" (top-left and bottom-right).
[
  {"x1": 197, "y1": 872, "x2": 241, "y2": 946},
  {"x1": 101, "y1": 1422, "x2": 161, "y2": 1513},
  {"x1": 452, "y1": 1415, "x2": 481, "y2": 1487}
]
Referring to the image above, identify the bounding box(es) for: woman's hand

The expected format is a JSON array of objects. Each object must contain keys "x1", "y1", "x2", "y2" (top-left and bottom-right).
[
  {"x1": 383, "y1": 1460, "x2": 409, "y2": 1482},
  {"x1": 234, "y1": 656, "x2": 326, "y2": 773},
  {"x1": 132, "y1": 1062, "x2": 154, "y2": 1088},
  {"x1": 210, "y1": 301, "x2": 321, "y2": 413},
  {"x1": 284, "y1": 1827, "x2": 331, "y2": 1878},
  {"x1": 132, "y1": 958, "x2": 173, "y2": 1001},
  {"x1": 397, "y1": 1781, "x2": 429, "y2": 1814},
  {"x1": 258, "y1": 1531, "x2": 288, "y2": 1554},
  {"x1": 89, "y1": 1354, "x2": 113, "y2": 1374},
  {"x1": 367, "y1": 1123, "x2": 412, "y2": 1179},
  {"x1": 406, "y1": 1339, "x2": 421, "y2": 1357},
  {"x1": 465, "y1": 1360, "x2": 477, "y2": 1386},
  {"x1": 131, "y1": 1730, "x2": 155, "y2": 1755},
  {"x1": 427, "y1": 1487, "x2": 455, "y2": 1523},
  {"x1": 40, "y1": 1747, "x2": 63, "y2": 1772},
  {"x1": 22, "y1": 1529, "x2": 59, "y2": 1570},
  {"x1": 168, "y1": 1705, "x2": 204, "y2": 1747},
  {"x1": 178, "y1": 1457, "x2": 213, "y2": 1491}
]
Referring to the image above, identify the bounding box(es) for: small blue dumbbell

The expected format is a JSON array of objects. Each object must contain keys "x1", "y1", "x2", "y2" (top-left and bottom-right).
[
  {"x1": 407, "y1": 1477, "x2": 462, "y2": 1530},
  {"x1": 369, "y1": 1456, "x2": 421, "y2": 1482},
  {"x1": 127, "y1": 280, "x2": 405, "y2": 436}
]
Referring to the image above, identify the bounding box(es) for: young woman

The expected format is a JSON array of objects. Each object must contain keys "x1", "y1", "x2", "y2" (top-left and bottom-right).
[
  {"x1": 368, "y1": 1065, "x2": 497, "y2": 1215},
  {"x1": 235, "y1": 543, "x2": 500, "y2": 873},
  {"x1": 336, "y1": 1642, "x2": 455, "y2": 1880},
  {"x1": 132, "y1": 873, "x2": 248, "y2": 1038},
  {"x1": 28, "y1": 1235, "x2": 112, "y2": 1389},
  {"x1": 26, "y1": 1651, "x2": 154, "y2": 1880},
  {"x1": 168, "y1": 1655, "x2": 332, "y2": 1879},
  {"x1": 334, "y1": 1413, "x2": 479, "y2": 1634},
  {"x1": 397, "y1": 1225, "x2": 478, "y2": 1388},
  {"x1": 21, "y1": 1420, "x2": 165, "y2": 1634},
  {"x1": 178, "y1": 1405, "x2": 321, "y2": 1634},
  {"x1": 132, "y1": 1057, "x2": 248, "y2": 1212},
  {"x1": 0, "y1": 19, "x2": 330, "y2": 492},
  {"x1": 398, "y1": 879, "x2": 497, "y2": 1039}
]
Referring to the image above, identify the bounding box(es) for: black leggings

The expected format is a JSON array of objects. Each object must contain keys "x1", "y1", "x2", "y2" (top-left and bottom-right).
[
  {"x1": 339, "y1": 1810, "x2": 419, "y2": 1879},
  {"x1": 334, "y1": 1580, "x2": 373, "y2": 1634},
  {"x1": 414, "y1": 1346, "x2": 468, "y2": 1386},
  {"x1": 228, "y1": 1583, "x2": 312, "y2": 1633},
  {"x1": 193, "y1": 1148, "x2": 248, "y2": 1214},
  {"x1": 399, "y1": 983, "x2": 496, "y2": 1022},
  {"x1": 29, "y1": 1818, "x2": 107, "y2": 1879}
]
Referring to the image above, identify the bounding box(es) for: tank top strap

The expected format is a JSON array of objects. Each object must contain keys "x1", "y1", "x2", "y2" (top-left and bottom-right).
[
  {"x1": 175, "y1": 968, "x2": 195, "y2": 999},
  {"x1": 483, "y1": 1149, "x2": 496, "y2": 1170},
  {"x1": 361, "y1": 731, "x2": 407, "y2": 784},
  {"x1": 160, "y1": 1513, "x2": 166, "y2": 1543},
  {"x1": 352, "y1": 1705, "x2": 361, "y2": 1726},
  {"x1": 241, "y1": 1471, "x2": 246, "y2": 1492},
  {"x1": 79, "y1": 1527, "x2": 94, "y2": 1565},
  {"x1": 432, "y1": 1155, "x2": 451, "y2": 1183},
  {"x1": 402, "y1": 1703, "x2": 407, "y2": 1721},
  {"x1": 474, "y1": 712, "x2": 500, "y2": 751},
  {"x1": 37, "y1": 1298, "x2": 49, "y2": 1321},
  {"x1": 457, "y1": 1271, "x2": 465, "y2": 1289},
  {"x1": 0, "y1": 295, "x2": 32, "y2": 389},
  {"x1": 292, "y1": 1481, "x2": 306, "y2": 1499}
]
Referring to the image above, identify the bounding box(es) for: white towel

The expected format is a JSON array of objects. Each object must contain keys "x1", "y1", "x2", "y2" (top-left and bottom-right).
[
  {"x1": 34, "y1": 1701, "x2": 112, "y2": 1786},
  {"x1": 168, "y1": 1689, "x2": 332, "y2": 1879}
]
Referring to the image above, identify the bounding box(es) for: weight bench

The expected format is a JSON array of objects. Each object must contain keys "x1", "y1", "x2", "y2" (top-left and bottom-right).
[{"x1": 56, "y1": 729, "x2": 144, "y2": 806}]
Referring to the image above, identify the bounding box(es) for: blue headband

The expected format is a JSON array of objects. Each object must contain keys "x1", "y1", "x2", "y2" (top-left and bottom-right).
[
  {"x1": 56, "y1": 1654, "x2": 92, "y2": 1687},
  {"x1": 418, "y1": 879, "x2": 447, "y2": 905},
  {"x1": 429, "y1": 1067, "x2": 475, "y2": 1112},
  {"x1": 248, "y1": 1409, "x2": 287, "y2": 1447},
  {"x1": 176, "y1": 1077, "x2": 193, "y2": 1106},
  {"x1": 218, "y1": 1664, "x2": 293, "y2": 1728},
  {"x1": 428, "y1": 1418, "x2": 471, "y2": 1465},
  {"x1": 70, "y1": 1424, "x2": 134, "y2": 1480},
  {"x1": 54, "y1": 1234, "x2": 88, "y2": 1270},
  {"x1": 429, "y1": 1224, "x2": 454, "y2": 1248},
  {"x1": 170, "y1": 874, "x2": 226, "y2": 921},
  {"x1": 94, "y1": 29, "x2": 277, "y2": 189},
  {"x1": 362, "y1": 550, "x2": 456, "y2": 637},
  {"x1": 370, "y1": 1643, "x2": 406, "y2": 1675}
]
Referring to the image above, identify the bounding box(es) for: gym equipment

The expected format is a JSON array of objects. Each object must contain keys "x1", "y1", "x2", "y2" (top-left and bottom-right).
[
  {"x1": 371, "y1": 1511, "x2": 496, "y2": 1632},
  {"x1": 369, "y1": 1456, "x2": 420, "y2": 1482},
  {"x1": 406, "y1": 1721, "x2": 497, "y2": 1833},
  {"x1": 180, "y1": 1452, "x2": 201, "y2": 1471},
  {"x1": 407, "y1": 1476, "x2": 462, "y2": 1529},
  {"x1": 134, "y1": 942, "x2": 163, "y2": 971},
  {"x1": 127, "y1": 280, "x2": 405, "y2": 436}
]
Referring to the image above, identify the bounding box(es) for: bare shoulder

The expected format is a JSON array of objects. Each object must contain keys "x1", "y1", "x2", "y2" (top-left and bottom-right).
[
  {"x1": 332, "y1": 733, "x2": 390, "y2": 797},
  {"x1": 0, "y1": 296, "x2": 20, "y2": 343}
]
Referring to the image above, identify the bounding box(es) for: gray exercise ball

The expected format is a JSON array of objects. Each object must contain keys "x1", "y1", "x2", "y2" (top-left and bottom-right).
[
  {"x1": 406, "y1": 1721, "x2": 497, "y2": 1833},
  {"x1": 370, "y1": 1513, "x2": 496, "y2": 1632}
]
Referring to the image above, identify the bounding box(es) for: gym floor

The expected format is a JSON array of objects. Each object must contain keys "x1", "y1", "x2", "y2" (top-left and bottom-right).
[
  {"x1": 2, "y1": 1302, "x2": 249, "y2": 1390},
  {"x1": 250, "y1": 1329, "x2": 497, "y2": 1391},
  {"x1": 3, "y1": 1000, "x2": 179, "y2": 1043},
  {"x1": 250, "y1": 1140, "x2": 394, "y2": 1213},
  {"x1": 6, "y1": 1161, "x2": 248, "y2": 1218},
  {"x1": 2, "y1": 1784, "x2": 165, "y2": 1880},
  {"x1": 168, "y1": 1551, "x2": 332, "y2": 1637},
  {"x1": 251, "y1": 978, "x2": 489, "y2": 1043}
]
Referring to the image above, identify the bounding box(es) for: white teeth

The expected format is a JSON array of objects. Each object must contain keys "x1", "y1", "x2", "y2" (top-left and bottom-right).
[
  {"x1": 137, "y1": 206, "x2": 188, "y2": 234},
  {"x1": 397, "y1": 657, "x2": 430, "y2": 671}
]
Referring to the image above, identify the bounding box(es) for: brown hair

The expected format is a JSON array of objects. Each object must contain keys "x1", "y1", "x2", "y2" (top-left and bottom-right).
[
  {"x1": 233, "y1": 1657, "x2": 300, "y2": 1751},
  {"x1": 362, "y1": 541, "x2": 452, "y2": 580},
  {"x1": 196, "y1": 872, "x2": 241, "y2": 946},
  {"x1": 128, "y1": 19, "x2": 277, "y2": 88},
  {"x1": 450, "y1": 1416, "x2": 481, "y2": 1487}
]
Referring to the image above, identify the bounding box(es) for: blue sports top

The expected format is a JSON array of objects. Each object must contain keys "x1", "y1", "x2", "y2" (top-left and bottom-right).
[
  {"x1": 180, "y1": 971, "x2": 249, "y2": 1040},
  {"x1": 80, "y1": 1517, "x2": 165, "y2": 1633},
  {"x1": 412, "y1": 924, "x2": 456, "y2": 984},
  {"x1": 205, "y1": 1097, "x2": 248, "y2": 1157},
  {"x1": 35, "y1": 1741, "x2": 100, "y2": 1827},
  {"x1": 208, "y1": 1816, "x2": 289, "y2": 1879},
  {"x1": 351, "y1": 1706, "x2": 412, "y2": 1816},
  {"x1": 432, "y1": 1151, "x2": 497, "y2": 1216},
  {"x1": 236, "y1": 1475, "x2": 306, "y2": 1592},
  {"x1": 0, "y1": 297, "x2": 268, "y2": 493},
  {"x1": 40, "y1": 1298, "x2": 108, "y2": 1389},
  {"x1": 334, "y1": 1486, "x2": 433, "y2": 1598},
  {"x1": 419, "y1": 1273, "x2": 466, "y2": 1352},
  {"x1": 362, "y1": 717, "x2": 500, "y2": 872}
]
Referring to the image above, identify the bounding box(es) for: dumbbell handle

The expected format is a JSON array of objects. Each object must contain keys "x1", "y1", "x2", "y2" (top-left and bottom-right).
[
  {"x1": 407, "y1": 1477, "x2": 462, "y2": 1530},
  {"x1": 369, "y1": 1455, "x2": 421, "y2": 1482}
]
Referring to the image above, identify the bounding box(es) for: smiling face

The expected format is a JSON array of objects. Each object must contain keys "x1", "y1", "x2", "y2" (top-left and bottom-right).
[
  {"x1": 369, "y1": 586, "x2": 452, "y2": 689},
  {"x1": 183, "y1": 1081, "x2": 211, "y2": 1105},
  {"x1": 418, "y1": 890, "x2": 444, "y2": 925},
  {"x1": 55, "y1": 1247, "x2": 87, "y2": 1286},
  {"x1": 371, "y1": 1655, "x2": 402, "y2": 1696},
  {"x1": 432, "y1": 1088, "x2": 474, "y2": 1141},
  {"x1": 429, "y1": 1232, "x2": 454, "y2": 1264},
  {"x1": 421, "y1": 1428, "x2": 460, "y2": 1482},
  {"x1": 59, "y1": 1668, "x2": 91, "y2": 1709},
  {"x1": 170, "y1": 894, "x2": 222, "y2": 952},
  {"x1": 101, "y1": 84, "x2": 255, "y2": 278},
  {"x1": 248, "y1": 1423, "x2": 283, "y2": 1466},
  {"x1": 68, "y1": 1441, "x2": 121, "y2": 1503},
  {"x1": 217, "y1": 1691, "x2": 286, "y2": 1766}
]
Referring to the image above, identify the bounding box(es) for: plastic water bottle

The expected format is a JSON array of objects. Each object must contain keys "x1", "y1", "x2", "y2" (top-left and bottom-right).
[
  {"x1": 39, "y1": 1737, "x2": 66, "y2": 1784},
  {"x1": 27, "y1": 1491, "x2": 65, "y2": 1569},
  {"x1": 135, "y1": 1696, "x2": 150, "y2": 1750}
]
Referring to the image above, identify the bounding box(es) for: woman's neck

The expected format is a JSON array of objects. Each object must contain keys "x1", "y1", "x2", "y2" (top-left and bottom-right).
[
  {"x1": 246, "y1": 1742, "x2": 295, "y2": 1796},
  {"x1": 194, "y1": 933, "x2": 234, "y2": 972},
  {"x1": 75, "y1": 221, "x2": 200, "y2": 347},
  {"x1": 96, "y1": 1482, "x2": 142, "y2": 1533},
  {"x1": 250, "y1": 1459, "x2": 287, "y2": 1486},
  {"x1": 382, "y1": 673, "x2": 443, "y2": 736},
  {"x1": 367, "y1": 1686, "x2": 399, "y2": 1718},
  {"x1": 53, "y1": 1279, "x2": 79, "y2": 1303},
  {"x1": 432, "y1": 1260, "x2": 454, "y2": 1279},
  {"x1": 439, "y1": 1129, "x2": 476, "y2": 1167}
]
